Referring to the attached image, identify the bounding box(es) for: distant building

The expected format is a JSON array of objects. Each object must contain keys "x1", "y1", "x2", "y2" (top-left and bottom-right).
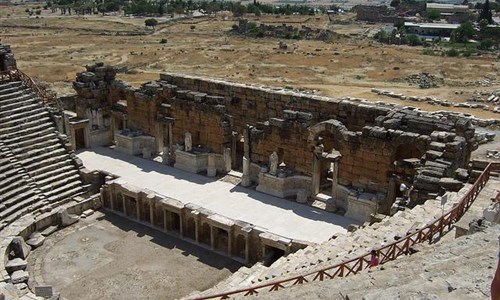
[
  {"x1": 353, "y1": 5, "x2": 402, "y2": 23},
  {"x1": 426, "y1": 3, "x2": 469, "y2": 13},
  {"x1": 426, "y1": 3, "x2": 472, "y2": 24},
  {"x1": 404, "y1": 22, "x2": 460, "y2": 38}
]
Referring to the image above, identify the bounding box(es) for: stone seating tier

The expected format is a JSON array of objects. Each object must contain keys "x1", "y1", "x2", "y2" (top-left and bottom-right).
[
  {"x1": 191, "y1": 184, "x2": 469, "y2": 297},
  {"x1": 0, "y1": 80, "x2": 84, "y2": 227}
]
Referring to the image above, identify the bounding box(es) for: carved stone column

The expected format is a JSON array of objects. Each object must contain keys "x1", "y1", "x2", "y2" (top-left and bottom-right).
[
  {"x1": 207, "y1": 153, "x2": 216, "y2": 177},
  {"x1": 241, "y1": 156, "x2": 251, "y2": 187}
]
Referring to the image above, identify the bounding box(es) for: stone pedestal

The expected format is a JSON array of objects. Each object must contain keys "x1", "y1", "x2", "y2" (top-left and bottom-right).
[
  {"x1": 296, "y1": 189, "x2": 310, "y2": 203},
  {"x1": 241, "y1": 156, "x2": 251, "y2": 187},
  {"x1": 207, "y1": 153, "x2": 216, "y2": 177},
  {"x1": 115, "y1": 133, "x2": 155, "y2": 156},
  {"x1": 174, "y1": 150, "x2": 208, "y2": 174},
  {"x1": 256, "y1": 173, "x2": 312, "y2": 199},
  {"x1": 142, "y1": 147, "x2": 151, "y2": 159},
  {"x1": 345, "y1": 193, "x2": 379, "y2": 222}
]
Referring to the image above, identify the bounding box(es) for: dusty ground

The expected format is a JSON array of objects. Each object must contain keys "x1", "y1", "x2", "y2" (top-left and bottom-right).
[
  {"x1": 28, "y1": 211, "x2": 241, "y2": 300},
  {"x1": 0, "y1": 5, "x2": 499, "y2": 120}
]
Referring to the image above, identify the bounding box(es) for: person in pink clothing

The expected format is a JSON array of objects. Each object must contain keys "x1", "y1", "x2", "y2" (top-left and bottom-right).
[
  {"x1": 370, "y1": 250, "x2": 379, "y2": 268},
  {"x1": 492, "y1": 236, "x2": 500, "y2": 300}
]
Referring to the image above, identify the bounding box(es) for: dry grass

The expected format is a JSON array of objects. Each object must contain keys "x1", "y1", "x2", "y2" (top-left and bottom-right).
[{"x1": 1, "y1": 5, "x2": 499, "y2": 118}]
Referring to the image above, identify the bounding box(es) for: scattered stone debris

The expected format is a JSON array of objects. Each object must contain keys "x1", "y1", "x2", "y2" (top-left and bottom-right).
[
  {"x1": 371, "y1": 88, "x2": 500, "y2": 115},
  {"x1": 486, "y1": 149, "x2": 500, "y2": 159},
  {"x1": 278, "y1": 41, "x2": 288, "y2": 50},
  {"x1": 405, "y1": 73, "x2": 443, "y2": 89}
]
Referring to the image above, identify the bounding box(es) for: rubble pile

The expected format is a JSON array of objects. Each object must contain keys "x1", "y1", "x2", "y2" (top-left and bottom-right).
[
  {"x1": 405, "y1": 73, "x2": 443, "y2": 89},
  {"x1": 371, "y1": 88, "x2": 500, "y2": 115}
]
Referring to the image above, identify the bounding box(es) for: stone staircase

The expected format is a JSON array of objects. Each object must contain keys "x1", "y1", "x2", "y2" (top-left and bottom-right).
[
  {"x1": 242, "y1": 224, "x2": 499, "y2": 300},
  {"x1": 251, "y1": 188, "x2": 465, "y2": 283},
  {"x1": 186, "y1": 185, "x2": 471, "y2": 299},
  {"x1": 0, "y1": 80, "x2": 84, "y2": 228}
]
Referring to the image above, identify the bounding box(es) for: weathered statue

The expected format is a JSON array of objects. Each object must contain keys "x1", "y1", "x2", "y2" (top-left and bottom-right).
[
  {"x1": 184, "y1": 132, "x2": 192, "y2": 152},
  {"x1": 269, "y1": 151, "x2": 278, "y2": 176}
]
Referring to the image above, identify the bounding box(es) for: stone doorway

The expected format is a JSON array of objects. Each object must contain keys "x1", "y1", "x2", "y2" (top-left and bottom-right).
[
  {"x1": 75, "y1": 127, "x2": 86, "y2": 150},
  {"x1": 200, "y1": 222, "x2": 211, "y2": 246},
  {"x1": 184, "y1": 217, "x2": 196, "y2": 240},
  {"x1": 165, "y1": 211, "x2": 181, "y2": 234},
  {"x1": 0, "y1": 54, "x2": 5, "y2": 71},
  {"x1": 262, "y1": 245, "x2": 285, "y2": 267},
  {"x1": 311, "y1": 144, "x2": 342, "y2": 200},
  {"x1": 233, "y1": 133, "x2": 244, "y2": 171},
  {"x1": 385, "y1": 144, "x2": 424, "y2": 213},
  {"x1": 234, "y1": 234, "x2": 246, "y2": 259},
  {"x1": 214, "y1": 227, "x2": 229, "y2": 253},
  {"x1": 307, "y1": 121, "x2": 346, "y2": 201}
]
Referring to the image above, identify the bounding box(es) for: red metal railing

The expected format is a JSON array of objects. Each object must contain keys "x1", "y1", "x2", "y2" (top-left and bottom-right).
[
  {"x1": 0, "y1": 68, "x2": 61, "y2": 109},
  {"x1": 195, "y1": 162, "x2": 500, "y2": 299}
]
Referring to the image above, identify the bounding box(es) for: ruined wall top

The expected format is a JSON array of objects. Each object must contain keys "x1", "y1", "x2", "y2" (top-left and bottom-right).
[
  {"x1": 157, "y1": 72, "x2": 475, "y2": 138},
  {"x1": 0, "y1": 43, "x2": 17, "y2": 71}
]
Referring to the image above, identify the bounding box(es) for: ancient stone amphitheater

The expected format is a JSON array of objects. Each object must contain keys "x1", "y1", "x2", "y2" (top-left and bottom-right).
[{"x1": 0, "y1": 42, "x2": 499, "y2": 300}]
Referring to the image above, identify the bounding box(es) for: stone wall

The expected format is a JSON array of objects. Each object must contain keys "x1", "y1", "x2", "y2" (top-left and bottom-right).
[
  {"x1": 101, "y1": 179, "x2": 310, "y2": 264},
  {"x1": 71, "y1": 67, "x2": 477, "y2": 214},
  {"x1": 71, "y1": 63, "x2": 116, "y2": 147}
]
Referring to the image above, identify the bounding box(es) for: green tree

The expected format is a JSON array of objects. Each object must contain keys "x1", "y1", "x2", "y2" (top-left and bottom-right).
[
  {"x1": 479, "y1": 0, "x2": 493, "y2": 24},
  {"x1": 145, "y1": 18, "x2": 158, "y2": 30},
  {"x1": 232, "y1": 2, "x2": 246, "y2": 17},
  {"x1": 426, "y1": 9, "x2": 441, "y2": 20},
  {"x1": 453, "y1": 21, "x2": 475, "y2": 43},
  {"x1": 478, "y1": 39, "x2": 495, "y2": 50},
  {"x1": 390, "y1": 0, "x2": 400, "y2": 7},
  {"x1": 407, "y1": 34, "x2": 421, "y2": 46}
]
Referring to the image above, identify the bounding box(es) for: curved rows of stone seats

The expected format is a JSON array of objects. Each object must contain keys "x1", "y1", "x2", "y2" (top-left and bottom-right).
[
  {"x1": 188, "y1": 188, "x2": 465, "y2": 298},
  {"x1": 188, "y1": 162, "x2": 499, "y2": 300},
  {"x1": 0, "y1": 79, "x2": 84, "y2": 229},
  {"x1": 242, "y1": 223, "x2": 500, "y2": 299}
]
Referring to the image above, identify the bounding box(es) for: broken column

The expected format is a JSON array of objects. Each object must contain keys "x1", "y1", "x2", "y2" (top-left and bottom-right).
[
  {"x1": 162, "y1": 146, "x2": 170, "y2": 164},
  {"x1": 207, "y1": 153, "x2": 216, "y2": 177},
  {"x1": 241, "y1": 156, "x2": 251, "y2": 187},
  {"x1": 223, "y1": 148, "x2": 232, "y2": 172}
]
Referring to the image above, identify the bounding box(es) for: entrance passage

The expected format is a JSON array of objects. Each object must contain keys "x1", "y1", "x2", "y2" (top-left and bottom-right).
[
  {"x1": 75, "y1": 128, "x2": 86, "y2": 150},
  {"x1": 262, "y1": 245, "x2": 285, "y2": 267}
]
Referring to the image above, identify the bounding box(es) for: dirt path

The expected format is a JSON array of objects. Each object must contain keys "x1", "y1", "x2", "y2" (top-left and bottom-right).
[{"x1": 28, "y1": 211, "x2": 241, "y2": 300}]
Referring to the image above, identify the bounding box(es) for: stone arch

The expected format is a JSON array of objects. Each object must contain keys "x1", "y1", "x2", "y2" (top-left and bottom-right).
[
  {"x1": 393, "y1": 143, "x2": 425, "y2": 162},
  {"x1": 308, "y1": 120, "x2": 349, "y2": 197},
  {"x1": 307, "y1": 119, "x2": 349, "y2": 150}
]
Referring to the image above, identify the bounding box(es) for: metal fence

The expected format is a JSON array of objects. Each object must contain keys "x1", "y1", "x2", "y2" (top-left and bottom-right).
[{"x1": 195, "y1": 162, "x2": 499, "y2": 299}]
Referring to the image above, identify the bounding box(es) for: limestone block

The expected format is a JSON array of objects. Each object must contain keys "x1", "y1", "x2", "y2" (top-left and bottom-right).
[
  {"x1": 35, "y1": 286, "x2": 54, "y2": 298},
  {"x1": 5, "y1": 258, "x2": 27, "y2": 273},
  {"x1": 10, "y1": 237, "x2": 31, "y2": 260},
  {"x1": 142, "y1": 147, "x2": 152, "y2": 159},
  {"x1": 483, "y1": 202, "x2": 500, "y2": 224},
  {"x1": 58, "y1": 208, "x2": 79, "y2": 227},
  {"x1": 174, "y1": 150, "x2": 208, "y2": 174},
  {"x1": 81, "y1": 209, "x2": 95, "y2": 218},
  {"x1": 10, "y1": 270, "x2": 29, "y2": 284},
  {"x1": 439, "y1": 178, "x2": 464, "y2": 192},
  {"x1": 296, "y1": 189, "x2": 310, "y2": 203},
  {"x1": 26, "y1": 233, "x2": 45, "y2": 249},
  {"x1": 454, "y1": 168, "x2": 469, "y2": 181}
]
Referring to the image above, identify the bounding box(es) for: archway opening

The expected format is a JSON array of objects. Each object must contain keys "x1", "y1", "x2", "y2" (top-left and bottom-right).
[{"x1": 262, "y1": 245, "x2": 285, "y2": 267}]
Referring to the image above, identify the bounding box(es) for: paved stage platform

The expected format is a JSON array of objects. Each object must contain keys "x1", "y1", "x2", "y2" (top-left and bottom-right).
[{"x1": 77, "y1": 147, "x2": 359, "y2": 244}]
